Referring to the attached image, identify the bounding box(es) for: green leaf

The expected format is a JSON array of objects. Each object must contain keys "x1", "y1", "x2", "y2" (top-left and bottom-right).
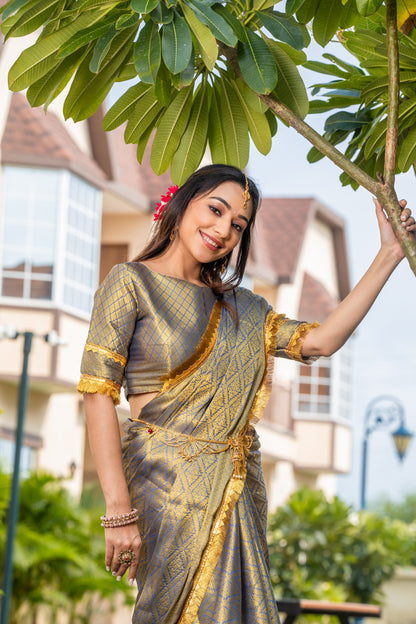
[
  {"x1": 286, "y1": 0, "x2": 307, "y2": 16},
  {"x1": 90, "y1": 23, "x2": 118, "y2": 73},
  {"x1": 26, "y1": 48, "x2": 87, "y2": 107},
  {"x1": 265, "y1": 109, "x2": 278, "y2": 137},
  {"x1": 149, "y1": 2, "x2": 174, "y2": 23},
  {"x1": 324, "y1": 111, "x2": 368, "y2": 132},
  {"x1": 235, "y1": 77, "x2": 268, "y2": 113},
  {"x1": 57, "y1": 14, "x2": 121, "y2": 58},
  {"x1": 116, "y1": 61, "x2": 138, "y2": 81},
  {"x1": 2, "y1": 0, "x2": 62, "y2": 38},
  {"x1": 237, "y1": 29, "x2": 278, "y2": 95},
  {"x1": 232, "y1": 79, "x2": 271, "y2": 155},
  {"x1": 356, "y1": 0, "x2": 383, "y2": 16},
  {"x1": 63, "y1": 27, "x2": 135, "y2": 121},
  {"x1": 339, "y1": 0, "x2": 360, "y2": 28},
  {"x1": 130, "y1": 0, "x2": 159, "y2": 13},
  {"x1": 103, "y1": 82, "x2": 151, "y2": 130},
  {"x1": 273, "y1": 40, "x2": 306, "y2": 64},
  {"x1": 171, "y1": 81, "x2": 210, "y2": 184},
  {"x1": 267, "y1": 40, "x2": 308, "y2": 118},
  {"x1": 307, "y1": 145, "x2": 326, "y2": 163},
  {"x1": 364, "y1": 98, "x2": 416, "y2": 158},
  {"x1": 124, "y1": 88, "x2": 163, "y2": 143},
  {"x1": 295, "y1": 0, "x2": 320, "y2": 24},
  {"x1": 253, "y1": 0, "x2": 276, "y2": 8},
  {"x1": 184, "y1": 0, "x2": 237, "y2": 46},
  {"x1": 150, "y1": 85, "x2": 193, "y2": 174},
  {"x1": 213, "y1": 4, "x2": 247, "y2": 41},
  {"x1": 312, "y1": 0, "x2": 345, "y2": 47},
  {"x1": 133, "y1": 19, "x2": 161, "y2": 83},
  {"x1": 8, "y1": 5, "x2": 118, "y2": 91},
  {"x1": 182, "y1": 2, "x2": 217, "y2": 71},
  {"x1": 208, "y1": 83, "x2": 228, "y2": 164},
  {"x1": 162, "y1": 11, "x2": 193, "y2": 74},
  {"x1": 154, "y1": 60, "x2": 172, "y2": 105},
  {"x1": 0, "y1": 0, "x2": 33, "y2": 20},
  {"x1": 136, "y1": 123, "x2": 156, "y2": 164},
  {"x1": 398, "y1": 124, "x2": 416, "y2": 172},
  {"x1": 322, "y1": 53, "x2": 364, "y2": 75},
  {"x1": 171, "y1": 51, "x2": 195, "y2": 88},
  {"x1": 256, "y1": 11, "x2": 305, "y2": 50},
  {"x1": 217, "y1": 77, "x2": 250, "y2": 169}
]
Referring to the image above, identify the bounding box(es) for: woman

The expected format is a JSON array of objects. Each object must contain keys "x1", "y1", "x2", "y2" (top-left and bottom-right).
[{"x1": 77, "y1": 164, "x2": 415, "y2": 624}]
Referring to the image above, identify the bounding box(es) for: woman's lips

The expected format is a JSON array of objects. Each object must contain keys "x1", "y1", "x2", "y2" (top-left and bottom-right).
[{"x1": 200, "y1": 231, "x2": 222, "y2": 250}]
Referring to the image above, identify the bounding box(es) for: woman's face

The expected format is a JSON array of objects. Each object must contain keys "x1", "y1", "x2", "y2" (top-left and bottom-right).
[{"x1": 174, "y1": 181, "x2": 253, "y2": 266}]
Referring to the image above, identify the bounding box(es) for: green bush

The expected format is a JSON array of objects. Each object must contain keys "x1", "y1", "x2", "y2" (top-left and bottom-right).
[
  {"x1": 268, "y1": 487, "x2": 416, "y2": 605},
  {"x1": 0, "y1": 470, "x2": 133, "y2": 624}
]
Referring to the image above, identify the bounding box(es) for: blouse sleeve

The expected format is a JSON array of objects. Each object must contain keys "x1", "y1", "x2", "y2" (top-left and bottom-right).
[
  {"x1": 77, "y1": 264, "x2": 138, "y2": 405},
  {"x1": 265, "y1": 310, "x2": 320, "y2": 365}
]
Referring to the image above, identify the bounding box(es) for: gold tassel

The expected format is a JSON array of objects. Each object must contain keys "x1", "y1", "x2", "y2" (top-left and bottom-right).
[{"x1": 76, "y1": 374, "x2": 121, "y2": 405}]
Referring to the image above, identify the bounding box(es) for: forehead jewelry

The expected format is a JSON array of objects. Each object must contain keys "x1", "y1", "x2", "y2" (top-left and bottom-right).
[
  {"x1": 243, "y1": 174, "x2": 250, "y2": 210},
  {"x1": 153, "y1": 185, "x2": 179, "y2": 221}
]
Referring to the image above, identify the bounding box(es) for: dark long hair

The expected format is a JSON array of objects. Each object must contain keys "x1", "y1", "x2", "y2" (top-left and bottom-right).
[{"x1": 134, "y1": 164, "x2": 261, "y2": 300}]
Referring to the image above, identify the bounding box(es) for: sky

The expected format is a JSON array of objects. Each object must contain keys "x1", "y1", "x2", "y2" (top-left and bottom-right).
[{"x1": 246, "y1": 57, "x2": 416, "y2": 508}]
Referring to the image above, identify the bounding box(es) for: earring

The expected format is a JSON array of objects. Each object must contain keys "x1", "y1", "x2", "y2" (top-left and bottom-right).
[
  {"x1": 220, "y1": 258, "x2": 227, "y2": 275},
  {"x1": 170, "y1": 228, "x2": 176, "y2": 241}
]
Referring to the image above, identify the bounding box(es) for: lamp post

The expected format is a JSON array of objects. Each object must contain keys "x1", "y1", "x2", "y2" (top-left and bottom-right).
[
  {"x1": 0, "y1": 326, "x2": 66, "y2": 624},
  {"x1": 360, "y1": 395, "x2": 413, "y2": 509}
]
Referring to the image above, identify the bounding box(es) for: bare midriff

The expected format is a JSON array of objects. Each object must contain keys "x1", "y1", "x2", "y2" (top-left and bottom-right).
[{"x1": 129, "y1": 392, "x2": 159, "y2": 419}]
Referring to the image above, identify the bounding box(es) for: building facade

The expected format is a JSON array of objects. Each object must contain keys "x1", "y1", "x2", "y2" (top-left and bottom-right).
[{"x1": 0, "y1": 30, "x2": 352, "y2": 504}]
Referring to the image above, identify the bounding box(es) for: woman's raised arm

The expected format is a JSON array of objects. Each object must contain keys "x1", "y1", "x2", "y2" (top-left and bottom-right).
[{"x1": 301, "y1": 199, "x2": 415, "y2": 358}]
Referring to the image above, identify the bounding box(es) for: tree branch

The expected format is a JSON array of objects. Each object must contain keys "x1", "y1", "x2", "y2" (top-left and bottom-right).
[{"x1": 384, "y1": 0, "x2": 400, "y2": 188}]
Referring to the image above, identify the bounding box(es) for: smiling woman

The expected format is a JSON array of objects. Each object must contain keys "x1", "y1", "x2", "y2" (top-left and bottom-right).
[{"x1": 77, "y1": 163, "x2": 415, "y2": 624}]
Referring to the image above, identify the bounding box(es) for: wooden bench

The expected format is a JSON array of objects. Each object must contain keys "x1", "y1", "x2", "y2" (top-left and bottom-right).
[{"x1": 276, "y1": 598, "x2": 382, "y2": 624}]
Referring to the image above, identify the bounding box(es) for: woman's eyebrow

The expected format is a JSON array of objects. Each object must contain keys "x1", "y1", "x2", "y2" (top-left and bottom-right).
[{"x1": 209, "y1": 196, "x2": 249, "y2": 224}]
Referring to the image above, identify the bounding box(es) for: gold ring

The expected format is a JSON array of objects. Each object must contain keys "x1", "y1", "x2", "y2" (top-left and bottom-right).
[{"x1": 118, "y1": 550, "x2": 136, "y2": 565}]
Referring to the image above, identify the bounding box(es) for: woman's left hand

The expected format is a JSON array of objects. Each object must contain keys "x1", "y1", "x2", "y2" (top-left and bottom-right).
[{"x1": 374, "y1": 198, "x2": 416, "y2": 261}]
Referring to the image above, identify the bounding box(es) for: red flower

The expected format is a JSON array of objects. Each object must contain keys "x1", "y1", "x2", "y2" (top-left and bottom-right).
[{"x1": 153, "y1": 185, "x2": 179, "y2": 221}]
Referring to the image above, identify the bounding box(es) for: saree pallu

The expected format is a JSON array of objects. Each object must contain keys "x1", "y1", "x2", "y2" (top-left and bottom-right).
[{"x1": 121, "y1": 287, "x2": 315, "y2": 624}]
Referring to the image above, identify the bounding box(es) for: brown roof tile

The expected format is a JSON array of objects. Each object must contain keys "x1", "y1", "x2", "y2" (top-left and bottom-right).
[
  {"x1": 298, "y1": 272, "x2": 339, "y2": 322},
  {"x1": 1, "y1": 93, "x2": 107, "y2": 185}
]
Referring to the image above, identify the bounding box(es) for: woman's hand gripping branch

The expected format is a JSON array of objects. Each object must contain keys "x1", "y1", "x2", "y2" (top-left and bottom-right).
[{"x1": 301, "y1": 198, "x2": 415, "y2": 360}]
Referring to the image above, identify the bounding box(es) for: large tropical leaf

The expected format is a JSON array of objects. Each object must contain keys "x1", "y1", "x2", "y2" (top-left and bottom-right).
[
  {"x1": 183, "y1": 0, "x2": 237, "y2": 46},
  {"x1": 131, "y1": 0, "x2": 159, "y2": 13},
  {"x1": 133, "y1": 19, "x2": 161, "y2": 83},
  {"x1": 103, "y1": 82, "x2": 152, "y2": 130},
  {"x1": 182, "y1": 2, "x2": 218, "y2": 71},
  {"x1": 355, "y1": 0, "x2": 383, "y2": 17},
  {"x1": 124, "y1": 88, "x2": 163, "y2": 143},
  {"x1": 1, "y1": 0, "x2": 63, "y2": 38},
  {"x1": 162, "y1": 10, "x2": 193, "y2": 74},
  {"x1": 398, "y1": 123, "x2": 416, "y2": 171},
  {"x1": 8, "y1": 5, "x2": 118, "y2": 91},
  {"x1": 150, "y1": 85, "x2": 193, "y2": 174},
  {"x1": 216, "y1": 76, "x2": 250, "y2": 169},
  {"x1": 232, "y1": 79, "x2": 272, "y2": 155},
  {"x1": 208, "y1": 82, "x2": 228, "y2": 164},
  {"x1": 237, "y1": 28, "x2": 278, "y2": 95},
  {"x1": 256, "y1": 10, "x2": 305, "y2": 50},
  {"x1": 312, "y1": 0, "x2": 345, "y2": 46},
  {"x1": 171, "y1": 80, "x2": 210, "y2": 184},
  {"x1": 267, "y1": 40, "x2": 309, "y2": 118}
]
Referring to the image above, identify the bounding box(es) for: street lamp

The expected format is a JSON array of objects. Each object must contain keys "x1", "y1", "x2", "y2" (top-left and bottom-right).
[
  {"x1": 0, "y1": 327, "x2": 66, "y2": 624},
  {"x1": 360, "y1": 395, "x2": 413, "y2": 509}
]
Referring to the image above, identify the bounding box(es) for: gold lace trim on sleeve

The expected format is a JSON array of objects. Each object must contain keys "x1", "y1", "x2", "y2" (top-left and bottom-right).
[
  {"x1": 265, "y1": 311, "x2": 287, "y2": 355},
  {"x1": 160, "y1": 300, "x2": 222, "y2": 392},
  {"x1": 84, "y1": 343, "x2": 127, "y2": 366},
  {"x1": 77, "y1": 374, "x2": 121, "y2": 405},
  {"x1": 286, "y1": 321, "x2": 320, "y2": 363}
]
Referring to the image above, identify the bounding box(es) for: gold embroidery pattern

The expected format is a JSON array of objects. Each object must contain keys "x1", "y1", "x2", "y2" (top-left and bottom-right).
[
  {"x1": 84, "y1": 343, "x2": 127, "y2": 366},
  {"x1": 286, "y1": 321, "x2": 320, "y2": 362},
  {"x1": 130, "y1": 418, "x2": 254, "y2": 471},
  {"x1": 177, "y1": 473, "x2": 246, "y2": 624},
  {"x1": 160, "y1": 300, "x2": 222, "y2": 392},
  {"x1": 76, "y1": 374, "x2": 121, "y2": 405}
]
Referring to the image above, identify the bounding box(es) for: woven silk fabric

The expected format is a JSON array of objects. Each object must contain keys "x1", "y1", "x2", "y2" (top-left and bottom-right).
[{"x1": 77, "y1": 264, "x2": 319, "y2": 623}]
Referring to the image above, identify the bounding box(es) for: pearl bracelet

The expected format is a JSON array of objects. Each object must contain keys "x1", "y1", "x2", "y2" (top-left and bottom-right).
[{"x1": 100, "y1": 508, "x2": 139, "y2": 528}]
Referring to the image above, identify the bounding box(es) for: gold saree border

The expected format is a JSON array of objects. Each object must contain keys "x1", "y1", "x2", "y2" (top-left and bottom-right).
[
  {"x1": 84, "y1": 342, "x2": 127, "y2": 366},
  {"x1": 177, "y1": 313, "x2": 275, "y2": 623},
  {"x1": 286, "y1": 321, "x2": 320, "y2": 363},
  {"x1": 161, "y1": 300, "x2": 222, "y2": 392},
  {"x1": 77, "y1": 374, "x2": 121, "y2": 405},
  {"x1": 177, "y1": 472, "x2": 246, "y2": 624}
]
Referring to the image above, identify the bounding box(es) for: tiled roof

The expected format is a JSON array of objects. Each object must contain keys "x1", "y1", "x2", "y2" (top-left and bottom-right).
[
  {"x1": 252, "y1": 197, "x2": 315, "y2": 282},
  {"x1": 298, "y1": 272, "x2": 339, "y2": 322},
  {"x1": 1, "y1": 93, "x2": 106, "y2": 185}
]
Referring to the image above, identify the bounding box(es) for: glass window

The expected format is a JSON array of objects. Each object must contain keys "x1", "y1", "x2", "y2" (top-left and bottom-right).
[
  {"x1": 295, "y1": 359, "x2": 332, "y2": 416},
  {"x1": 0, "y1": 438, "x2": 35, "y2": 476},
  {"x1": 0, "y1": 167, "x2": 101, "y2": 316}
]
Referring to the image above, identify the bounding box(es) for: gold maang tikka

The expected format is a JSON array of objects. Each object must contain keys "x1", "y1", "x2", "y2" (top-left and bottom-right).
[{"x1": 243, "y1": 174, "x2": 250, "y2": 209}]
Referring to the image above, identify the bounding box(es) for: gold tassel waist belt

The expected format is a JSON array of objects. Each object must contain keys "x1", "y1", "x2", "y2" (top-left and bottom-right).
[{"x1": 129, "y1": 418, "x2": 255, "y2": 478}]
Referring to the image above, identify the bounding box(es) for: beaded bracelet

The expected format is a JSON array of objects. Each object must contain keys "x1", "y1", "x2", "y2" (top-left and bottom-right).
[{"x1": 100, "y1": 508, "x2": 139, "y2": 528}]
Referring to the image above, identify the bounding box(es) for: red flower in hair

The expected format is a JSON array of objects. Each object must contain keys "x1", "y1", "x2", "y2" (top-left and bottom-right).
[{"x1": 153, "y1": 185, "x2": 179, "y2": 221}]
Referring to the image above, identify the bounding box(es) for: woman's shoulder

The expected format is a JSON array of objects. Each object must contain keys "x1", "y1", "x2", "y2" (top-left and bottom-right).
[{"x1": 229, "y1": 285, "x2": 271, "y2": 313}]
